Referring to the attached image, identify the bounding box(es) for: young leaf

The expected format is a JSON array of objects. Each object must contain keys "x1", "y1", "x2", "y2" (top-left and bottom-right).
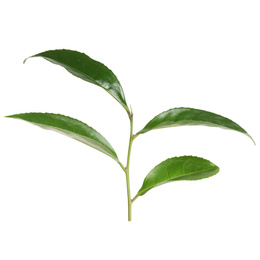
[
  {"x1": 136, "y1": 156, "x2": 219, "y2": 197},
  {"x1": 24, "y1": 49, "x2": 129, "y2": 114},
  {"x1": 6, "y1": 113, "x2": 119, "y2": 162},
  {"x1": 136, "y1": 107, "x2": 254, "y2": 143}
]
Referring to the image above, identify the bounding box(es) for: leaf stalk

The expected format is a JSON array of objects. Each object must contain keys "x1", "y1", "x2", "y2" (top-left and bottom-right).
[{"x1": 131, "y1": 194, "x2": 138, "y2": 203}]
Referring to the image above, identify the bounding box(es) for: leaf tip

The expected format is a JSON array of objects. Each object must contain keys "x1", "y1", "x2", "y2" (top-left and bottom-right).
[
  {"x1": 247, "y1": 134, "x2": 256, "y2": 145},
  {"x1": 5, "y1": 114, "x2": 20, "y2": 120},
  {"x1": 23, "y1": 54, "x2": 35, "y2": 64}
]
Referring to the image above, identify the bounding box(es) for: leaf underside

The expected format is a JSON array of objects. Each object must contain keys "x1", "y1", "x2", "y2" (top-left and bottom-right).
[
  {"x1": 6, "y1": 113, "x2": 118, "y2": 161},
  {"x1": 137, "y1": 107, "x2": 254, "y2": 143},
  {"x1": 24, "y1": 49, "x2": 129, "y2": 113},
  {"x1": 137, "y1": 156, "x2": 219, "y2": 196}
]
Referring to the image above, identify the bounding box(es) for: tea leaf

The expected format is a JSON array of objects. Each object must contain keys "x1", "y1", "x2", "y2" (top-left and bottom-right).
[
  {"x1": 137, "y1": 107, "x2": 254, "y2": 143},
  {"x1": 24, "y1": 49, "x2": 129, "y2": 114},
  {"x1": 6, "y1": 113, "x2": 119, "y2": 161},
  {"x1": 136, "y1": 156, "x2": 219, "y2": 197}
]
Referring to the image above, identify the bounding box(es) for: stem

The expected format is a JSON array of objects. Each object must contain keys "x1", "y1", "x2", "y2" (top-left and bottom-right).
[
  {"x1": 125, "y1": 109, "x2": 134, "y2": 221},
  {"x1": 125, "y1": 170, "x2": 132, "y2": 221}
]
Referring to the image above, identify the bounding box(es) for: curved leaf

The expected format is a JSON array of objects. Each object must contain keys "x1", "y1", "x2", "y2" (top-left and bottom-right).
[
  {"x1": 6, "y1": 113, "x2": 119, "y2": 162},
  {"x1": 136, "y1": 156, "x2": 219, "y2": 197},
  {"x1": 24, "y1": 49, "x2": 129, "y2": 114},
  {"x1": 137, "y1": 107, "x2": 254, "y2": 143}
]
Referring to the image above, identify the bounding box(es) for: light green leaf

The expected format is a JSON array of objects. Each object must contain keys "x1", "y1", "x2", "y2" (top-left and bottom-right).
[
  {"x1": 137, "y1": 107, "x2": 254, "y2": 143},
  {"x1": 136, "y1": 156, "x2": 219, "y2": 197},
  {"x1": 6, "y1": 113, "x2": 119, "y2": 162},
  {"x1": 24, "y1": 49, "x2": 129, "y2": 114}
]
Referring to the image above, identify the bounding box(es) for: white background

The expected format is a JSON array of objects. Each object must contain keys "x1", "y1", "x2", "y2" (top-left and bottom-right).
[{"x1": 0, "y1": 0, "x2": 259, "y2": 259}]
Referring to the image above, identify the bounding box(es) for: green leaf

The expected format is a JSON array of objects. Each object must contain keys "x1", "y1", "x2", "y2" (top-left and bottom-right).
[
  {"x1": 137, "y1": 107, "x2": 254, "y2": 143},
  {"x1": 6, "y1": 113, "x2": 119, "y2": 162},
  {"x1": 24, "y1": 49, "x2": 129, "y2": 114},
  {"x1": 136, "y1": 156, "x2": 219, "y2": 197}
]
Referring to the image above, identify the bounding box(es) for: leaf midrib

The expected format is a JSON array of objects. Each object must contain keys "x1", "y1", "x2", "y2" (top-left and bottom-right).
[
  {"x1": 25, "y1": 120, "x2": 117, "y2": 160},
  {"x1": 44, "y1": 57, "x2": 99, "y2": 87},
  {"x1": 139, "y1": 166, "x2": 218, "y2": 195},
  {"x1": 143, "y1": 119, "x2": 245, "y2": 133}
]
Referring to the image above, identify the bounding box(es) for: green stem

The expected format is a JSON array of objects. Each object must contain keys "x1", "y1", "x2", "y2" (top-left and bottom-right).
[
  {"x1": 125, "y1": 170, "x2": 132, "y2": 221},
  {"x1": 125, "y1": 109, "x2": 134, "y2": 221},
  {"x1": 118, "y1": 161, "x2": 126, "y2": 173},
  {"x1": 131, "y1": 194, "x2": 138, "y2": 203}
]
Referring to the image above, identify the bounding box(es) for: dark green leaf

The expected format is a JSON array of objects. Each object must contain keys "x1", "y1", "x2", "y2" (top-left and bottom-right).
[
  {"x1": 24, "y1": 49, "x2": 129, "y2": 114},
  {"x1": 137, "y1": 107, "x2": 254, "y2": 143},
  {"x1": 136, "y1": 156, "x2": 219, "y2": 197},
  {"x1": 6, "y1": 113, "x2": 119, "y2": 161}
]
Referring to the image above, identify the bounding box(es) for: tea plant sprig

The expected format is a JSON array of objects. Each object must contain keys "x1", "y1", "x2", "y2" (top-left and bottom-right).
[{"x1": 6, "y1": 49, "x2": 254, "y2": 221}]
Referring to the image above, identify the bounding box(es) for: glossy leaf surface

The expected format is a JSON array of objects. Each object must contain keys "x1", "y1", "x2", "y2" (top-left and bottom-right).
[
  {"x1": 24, "y1": 49, "x2": 129, "y2": 113},
  {"x1": 137, "y1": 156, "x2": 219, "y2": 196},
  {"x1": 137, "y1": 107, "x2": 254, "y2": 143},
  {"x1": 6, "y1": 113, "x2": 118, "y2": 161}
]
